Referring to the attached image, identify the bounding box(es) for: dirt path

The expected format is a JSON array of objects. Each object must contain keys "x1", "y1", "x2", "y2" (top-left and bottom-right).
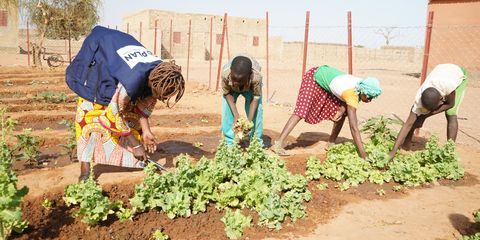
[{"x1": 295, "y1": 184, "x2": 480, "y2": 240}]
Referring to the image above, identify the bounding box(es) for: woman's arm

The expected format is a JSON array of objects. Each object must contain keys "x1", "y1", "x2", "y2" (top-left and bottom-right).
[
  {"x1": 136, "y1": 97, "x2": 158, "y2": 154},
  {"x1": 388, "y1": 111, "x2": 418, "y2": 159},
  {"x1": 101, "y1": 84, "x2": 147, "y2": 160},
  {"x1": 248, "y1": 97, "x2": 260, "y2": 122},
  {"x1": 225, "y1": 94, "x2": 240, "y2": 124},
  {"x1": 139, "y1": 116, "x2": 157, "y2": 154},
  {"x1": 346, "y1": 106, "x2": 367, "y2": 159}
]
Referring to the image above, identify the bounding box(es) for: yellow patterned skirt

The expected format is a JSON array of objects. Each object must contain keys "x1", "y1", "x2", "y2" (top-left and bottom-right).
[{"x1": 75, "y1": 97, "x2": 144, "y2": 168}]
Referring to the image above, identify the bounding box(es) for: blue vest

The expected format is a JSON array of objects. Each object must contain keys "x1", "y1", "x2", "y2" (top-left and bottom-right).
[{"x1": 65, "y1": 26, "x2": 162, "y2": 105}]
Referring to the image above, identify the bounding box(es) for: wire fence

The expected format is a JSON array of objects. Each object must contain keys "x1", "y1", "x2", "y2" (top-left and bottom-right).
[{"x1": 1, "y1": 10, "x2": 479, "y2": 100}]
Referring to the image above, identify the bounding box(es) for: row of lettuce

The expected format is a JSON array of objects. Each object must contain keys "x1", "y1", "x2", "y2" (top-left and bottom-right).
[{"x1": 1, "y1": 115, "x2": 475, "y2": 240}]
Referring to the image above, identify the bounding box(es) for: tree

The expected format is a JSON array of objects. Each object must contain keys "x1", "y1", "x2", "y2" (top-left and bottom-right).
[
  {"x1": 375, "y1": 27, "x2": 397, "y2": 46},
  {"x1": 21, "y1": 0, "x2": 101, "y2": 67}
]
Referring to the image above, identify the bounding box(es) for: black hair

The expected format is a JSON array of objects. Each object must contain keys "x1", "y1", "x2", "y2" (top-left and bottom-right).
[
  {"x1": 421, "y1": 87, "x2": 442, "y2": 111},
  {"x1": 230, "y1": 56, "x2": 252, "y2": 76}
]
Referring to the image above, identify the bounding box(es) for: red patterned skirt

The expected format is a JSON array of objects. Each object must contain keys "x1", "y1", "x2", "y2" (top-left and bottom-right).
[{"x1": 293, "y1": 67, "x2": 344, "y2": 124}]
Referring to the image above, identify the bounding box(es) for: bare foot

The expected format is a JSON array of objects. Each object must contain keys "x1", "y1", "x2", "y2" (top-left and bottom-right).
[{"x1": 271, "y1": 141, "x2": 290, "y2": 156}]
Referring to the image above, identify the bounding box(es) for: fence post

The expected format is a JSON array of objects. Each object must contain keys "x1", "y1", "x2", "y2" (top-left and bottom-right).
[
  {"x1": 301, "y1": 11, "x2": 310, "y2": 78},
  {"x1": 187, "y1": 19, "x2": 192, "y2": 82},
  {"x1": 226, "y1": 16, "x2": 230, "y2": 60},
  {"x1": 348, "y1": 11, "x2": 353, "y2": 74},
  {"x1": 127, "y1": 22, "x2": 129, "y2": 34},
  {"x1": 209, "y1": 17, "x2": 213, "y2": 90},
  {"x1": 421, "y1": 11, "x2": 434, "y2": 84},
  {"x1": 170, "y1": 19, "x2": 173, "y2": 57},
  {"x1": 27, "y1": 20, "x2": 30, "y2": 67},
  {"x1": 266, "y1": 11, "x2": 270, "y2": 100},
  {"x1": 215, "y1": 13, "x2": 228, "y2": 91},
  {"x1": 415, "y1": 11, "x2": 434, "y2": 136},
  {"x1": 139, "y1": 21, "x2": 142, "y2": 42},
  {"x1": 68, "y1": 29, "x2": 72, "y2": 63},
  {"x1": 154, "y1": 20, "x2": 158, "y2": 55}
]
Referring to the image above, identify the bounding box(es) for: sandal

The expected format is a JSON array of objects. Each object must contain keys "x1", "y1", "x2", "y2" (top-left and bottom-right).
[{"x1": 271, "y1": 141, "x2": 291, "y2": 156}]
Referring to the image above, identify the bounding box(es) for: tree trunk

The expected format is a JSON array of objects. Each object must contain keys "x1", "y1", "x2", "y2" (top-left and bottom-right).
[
  {"x1": 32, "y1": 44, "x2": 42, "y2": 67},
  {"x1": 32, "y1": 2, "x2": 50, "y2": 67}
]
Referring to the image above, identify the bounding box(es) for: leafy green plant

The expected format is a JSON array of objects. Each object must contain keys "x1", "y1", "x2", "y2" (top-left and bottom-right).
[
  {"x1": 316, "y1": 182, "x2": 328, "y2": 190},
  {"x1": 58, "y1": 120, "x2": 77, "y2": 161},
  {"x1": 462, "y1": 209, "x2": 480, "y2": 240},
  {"x1": 392, "y1": 185, "x2": 403, "y2": 192},
  {"x1": 0, "y1": 108, "x2": 29, "y2": 239},
  {"x1": 115, "y1": 206, "x2": 134, "y2": 222},
  {"x1": 63, "y1": 175, "x2": 121, "y2": 225},
  {"x1": 42, "y1": 198, "x2": 53, "y2": 210},
  {"x1": 151, "y1": 229, "x2": 169, "y2": 240},
  {"x1": 33, "y1": 91, "x2": 68, "y2": 103},
  {"x1": 4, "y1": 80, "x2": 13, "y2": 86},
  {"x1": 130, "y1": 136, "x2": 311, "y2": 238},
  {"x1": 221, "y1": 208, "x2": 252, "y2": 240},
  {"x1": 234, "y1": 117, "x2": 253, "y2": 140},
  {"x1": 14, "y1": 128, "x2": 41, "y2": 165},
  {"x1": 376, "y1": 189, "x2": 386, "y2": 196},
  {"x1": 306, "y1": 116, "x2": 464, "y2": 191},
  {"x1": 193, "y1": 141, "x2": 203, "y2": 148}
]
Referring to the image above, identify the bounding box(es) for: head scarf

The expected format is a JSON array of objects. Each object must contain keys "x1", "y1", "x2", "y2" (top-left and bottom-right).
[{"x1": 356, "y1": 77, "x2": 382, "y2": 99}]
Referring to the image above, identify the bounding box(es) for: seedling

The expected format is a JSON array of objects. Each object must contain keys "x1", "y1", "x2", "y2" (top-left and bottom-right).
[
  {"x1": 376, "y1": 189, "x2": 386, "y2": 196},
  {"x1": 151, "y1": 229, "x2": 169, "y2": 240},
  {"x1": 316, "y1": 182, "x2": 328, "y2": 190},
  {"x1": 234, "y1": 118, "x2": 253, "y2": 141},
  {"x1": 42, "y1": 198, "x2": 53, "y2": 210},
  {"x1": 193, "y1": 141, "x2": 203, "y2": 148},
  {"x1": 58, "y1": 120, "x2": 77, "y2": 162},
  {"x1": 33, "y1": 91, "x2": 68, "y2": 103},
  {"x1": 392, "y1": 185, "x2": 403, "y2": 192},
  {"x1": 14, "y1": 128, "x2": 41, "y2": 165}
]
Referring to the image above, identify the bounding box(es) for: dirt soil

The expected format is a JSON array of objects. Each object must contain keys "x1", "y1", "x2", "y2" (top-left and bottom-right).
[{"x1": 1, "y1": 66, "x2": 479, "y2": 240}]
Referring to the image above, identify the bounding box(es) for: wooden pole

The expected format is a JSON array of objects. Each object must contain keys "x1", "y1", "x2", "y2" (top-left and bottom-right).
[
  {"x1": 215, "y1": 13, "x2": 228, "y2": 91},
  {"x1": 348, "y1": 11, "x2": 353, "y2": 74},
  {"x1": 420, "y1": 11, "x2": 435, "y2": 84},
  {"x1": 170, "y1": 19, "x2": 173, "y2": 57},
  {"x1": 266, "y1": 11, "x2": 270, "y2": 100},
  {"x1": 209, "y1": 17, "x2": 213, "y2": 90},
  {"x1": 27, "y1": 20, "x2": 30, "y2": 66},
  {"x1": 415, "y1": 11, "x2": 435, "y2": 136},
  {"x1": 68, "y1": 29, "x2": 72, "y2": 63},
  {"x1": 301, "y1": 11, "x2": 310, "y2": 78},
  {"x1": 225, "y1": 16, "x2": 230, "y2": 60},
  {"x1": 187, "y1": 19, "x2": 192, "y2": 82},
  {"x1": 139, "y1": 21, "x2": 142, "y2": 42},
  {"x1": 154, "y1": 20, "x2": 158, "y2": 55}
]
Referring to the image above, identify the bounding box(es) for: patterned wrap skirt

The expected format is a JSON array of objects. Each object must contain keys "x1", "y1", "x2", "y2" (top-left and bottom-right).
[
  {"x1": 293, "y1": 67, "x2": 345, "y2": 124},
  {"x1": 75, "y1": 97, "x2": 144, "y2": 168}
]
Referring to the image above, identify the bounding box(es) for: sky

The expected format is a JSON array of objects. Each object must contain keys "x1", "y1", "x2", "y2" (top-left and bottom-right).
[{"x1": 99, "y1": 0, "x2": 429, "y2": 47}]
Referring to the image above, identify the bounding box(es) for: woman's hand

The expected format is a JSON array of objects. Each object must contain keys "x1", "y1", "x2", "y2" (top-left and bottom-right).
[
  {"x1": 142, "y1": 131, "x2": 158, "y2": 154},
  {"x1": 331, "y1": 105, "x2": 346, "y2": 122},
  {"x1": 132, "y1": 144, "x2": 147, "y2": 161}
]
